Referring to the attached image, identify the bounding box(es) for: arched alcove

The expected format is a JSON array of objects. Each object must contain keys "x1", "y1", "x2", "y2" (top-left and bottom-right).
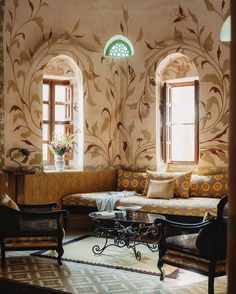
[
  {"x1": 155, "y1": 53, "x2": 199, "y2": 170},
  {"x1": 42, "y1": 55, "x2": 83, "y2": 170}
]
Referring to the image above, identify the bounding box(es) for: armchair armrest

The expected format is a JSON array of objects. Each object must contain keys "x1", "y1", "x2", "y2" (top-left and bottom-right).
[
  {"x1": 18, "y1": 202, "x2": 58, "y2": 212},
  {"x1": 19, "y1": 210, "x2": 69, "y2": 234},
  {"x1": 154, "y1": 217, "x2": 214, "y2": 230},
  {"x1": 20, "y1": 210, "x2": 68, "y2": 220}
]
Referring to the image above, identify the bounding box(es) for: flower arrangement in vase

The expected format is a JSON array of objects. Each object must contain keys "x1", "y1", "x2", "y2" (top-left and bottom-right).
[{"x1": 49, "y1": 133, "x2": 73, "y2": 171}]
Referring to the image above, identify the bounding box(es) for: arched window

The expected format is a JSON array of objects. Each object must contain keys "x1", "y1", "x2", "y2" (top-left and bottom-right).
[
  {"x1": 156, "y1": 53, "x2": 199, "y2": 166},
  {"x1": 104, "y1": 35, "x2": 134, "y2": 58},
  {"x1": 42, "y1": 55, "x2": 83, "y2": 170}
]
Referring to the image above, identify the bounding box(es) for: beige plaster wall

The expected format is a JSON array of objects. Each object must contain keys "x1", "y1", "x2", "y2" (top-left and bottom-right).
[{"x1": 2, "y1": 0, "x2": 230, "y2": 172}]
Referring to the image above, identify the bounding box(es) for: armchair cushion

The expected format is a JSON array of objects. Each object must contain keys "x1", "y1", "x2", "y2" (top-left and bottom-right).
[
  {"x1": 0, "y1": 194, "x2": 19, "y2": 211},
  {"x1": 166, "y1": 233, "x2": 198, "y2": 254}
]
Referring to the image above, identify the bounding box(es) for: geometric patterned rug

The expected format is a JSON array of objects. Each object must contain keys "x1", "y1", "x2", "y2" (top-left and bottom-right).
[
  {"x1": 32, "y1": 235, "x2": 180, "y2": 278},
  {"x1": 0, "y1": 252, "x2": 227, "y2": 294}
]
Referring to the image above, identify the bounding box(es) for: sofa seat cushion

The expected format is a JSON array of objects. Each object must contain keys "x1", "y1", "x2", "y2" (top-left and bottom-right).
[
  {"x1": 62, "y1": 191, "x2": 118, "y2": 207},
  {"x1": 116, "y1": 196, "x2": 219, "y2": 217}
]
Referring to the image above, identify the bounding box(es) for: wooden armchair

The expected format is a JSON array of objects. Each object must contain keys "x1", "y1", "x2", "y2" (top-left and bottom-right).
[
  {"x1": 155, "y1": 195, "x2": 227, "y2": 294},
  {"x1": 0, "y1": 202, "x2": 69, "y2": 268}
]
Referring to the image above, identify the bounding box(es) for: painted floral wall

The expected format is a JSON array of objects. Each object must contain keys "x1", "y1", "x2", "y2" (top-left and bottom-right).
[
  {"x1": 2, "y1": 0, "x2": 230, "y2": 172},
  {"x1": 162, "y1": 55, "x2": 198, "y2": 81},
  {"x1": 43, "y1": 57, "x2": 75, "y2": 77}
]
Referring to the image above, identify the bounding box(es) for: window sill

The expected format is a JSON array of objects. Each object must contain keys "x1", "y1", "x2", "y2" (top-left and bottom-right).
[
  {"x1": 43, "y1": 166, "x2": 83, "y2": 173},
  {"x1": 166, "y1": 164, "x2": 197, "y2": 173}
]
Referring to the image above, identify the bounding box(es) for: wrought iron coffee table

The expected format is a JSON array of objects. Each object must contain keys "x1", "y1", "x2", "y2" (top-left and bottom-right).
[{"x1": 89, "y1": 209, "x2": 165, "y2": 261}]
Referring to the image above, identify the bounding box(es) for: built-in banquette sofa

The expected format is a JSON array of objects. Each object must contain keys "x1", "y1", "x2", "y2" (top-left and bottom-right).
[{"x1": 62, "y1": 169, "x2": 228, "y2": 221}]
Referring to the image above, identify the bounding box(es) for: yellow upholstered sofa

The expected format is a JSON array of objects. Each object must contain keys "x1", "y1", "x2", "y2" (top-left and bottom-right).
[{"x1": 62, "y1": 169, "x2": 228, "y2": 219}]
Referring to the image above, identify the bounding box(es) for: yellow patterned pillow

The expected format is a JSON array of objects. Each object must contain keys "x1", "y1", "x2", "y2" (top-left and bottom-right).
[
  {"x1": 0, "y1": 194, "x2": 20, "y2": 211},
  {"x1": 190, "y1": 174, "x2": 228, "y2": 198},
  {"x1": 117, "y1": 169, "x2": 147, "y2": 194},
  {"x1": 144, "y1": 171, "x2": 192, "y2": 198},
  {"x1": 147, "y1": 179, "x2": 176, "y2": 199}
]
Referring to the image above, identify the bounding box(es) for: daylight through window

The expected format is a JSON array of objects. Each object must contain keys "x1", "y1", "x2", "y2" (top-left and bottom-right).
[
  {"x1": 43, "y1": 79, "x2": 73, "y2": 165},
  {"x1": 163, "y1": 80, "x2": 199, "y2": 164}
]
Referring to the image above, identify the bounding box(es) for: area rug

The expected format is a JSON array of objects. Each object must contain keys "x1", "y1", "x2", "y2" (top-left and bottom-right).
[{"x1": 32, "y1": 235, "x2": 180, "y2": 278}]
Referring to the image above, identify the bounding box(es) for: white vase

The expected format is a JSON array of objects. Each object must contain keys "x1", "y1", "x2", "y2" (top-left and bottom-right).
[{"x1": 55, "y1": 155, "x2": 65, "y2": 171}]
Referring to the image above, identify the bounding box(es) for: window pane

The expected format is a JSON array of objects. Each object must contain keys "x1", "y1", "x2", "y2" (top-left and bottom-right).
[
  {"x1": 43, "y1": 144, "x2": 48, "y2": 161},
  {"x1": 43, "y1": 104, "x2": 49, "y2": 120},
  {"x1": 171, "y1": 86, "x2": 195, "y2": 124},
  {"x1": 55, "y1": 105, "x2": 66, "y2": 121},
  {"x1": 43, "y1": 84, "x2": 50, "y2": 101},
  {"x1": 55, "y1": 85, "x2": 67, "y2": 102},
  {"x1": 54, "y1": 124, "x2": 65, "y2": 136},
  {"x1": 171, "y1": 124, "x2": 195, "y2": 161},
  {"x1": 43, "y1": 124, "x2": 49, "y2": 140}
]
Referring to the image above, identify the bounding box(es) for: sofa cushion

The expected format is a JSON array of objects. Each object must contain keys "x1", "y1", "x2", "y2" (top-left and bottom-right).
[
  {"x1": 147, "y1": 179, "x2": 176, "y2": 199},
  {"x1": 0, "y1": 194, "x2": 20, "y2": 211},
  {"x1": 116, "y1": 195, "x2": 219, "y2": 217},
  {"x1": 190, "y1": 174, "x2": 228, "y2": 198},
  {"x1": 144, "y1": 171, "x2": 192, "y2": 198},
  {"x1": 62, "y1": 192, "x2": 118, "y2": 207},
  {"x1": 117, "y1": 169, "x2": 147, "y2": 194}
]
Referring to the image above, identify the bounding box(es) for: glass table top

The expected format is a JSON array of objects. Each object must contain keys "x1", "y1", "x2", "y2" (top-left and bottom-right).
[{"x1": 89, "y1": 210, "x2": 165, "y2": 224}]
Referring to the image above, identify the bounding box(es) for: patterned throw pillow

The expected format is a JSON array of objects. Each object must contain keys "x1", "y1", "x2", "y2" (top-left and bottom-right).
[
  {"x1": 190, "y1": 174, "x2": 228, "y2": 198},
  {"x1": 0, "y1": 194, "x2": 20, "y2": 211},
  {"x1": 144, "y1": 171, "x2": 192, "y2": 198},
  {"x1": 117, "y1": 169, "x2": 147, "y2": 194}
]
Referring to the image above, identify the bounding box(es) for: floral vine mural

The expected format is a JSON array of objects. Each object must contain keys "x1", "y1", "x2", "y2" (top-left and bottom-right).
[
  {"x1": 3, "y1": 0, "x2": 230, "y2": 171},
  {"x1": 162, "y1": 56, "x2": 198, "y2": 80},
  {"x1": 137, "y1": 0, "x2": 230, "y2": 170}
]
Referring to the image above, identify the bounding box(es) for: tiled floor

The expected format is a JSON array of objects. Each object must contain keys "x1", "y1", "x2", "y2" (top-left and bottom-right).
[{"x1": 0, "y1": 229, "x2": 227, "y2": 294}]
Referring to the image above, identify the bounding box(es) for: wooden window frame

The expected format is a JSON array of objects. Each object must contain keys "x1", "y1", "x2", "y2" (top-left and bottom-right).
[
  {"x1": 162, "y1": 80, "x2": 199, "y2": 165},
  {"x1": 43, "y1": 79, "x2": 73, "y2": 165}
]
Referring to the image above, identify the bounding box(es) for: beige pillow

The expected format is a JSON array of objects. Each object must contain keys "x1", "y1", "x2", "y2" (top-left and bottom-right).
[
  {"x1": 0, "y1": 194, "x2": 20, "y2": 211},
  {"x1": 144, "y1": 171, "x2": 192, "y2": 198},
  {"x1": 147, "y1": 179, "x2": 176, "y2": 199}
]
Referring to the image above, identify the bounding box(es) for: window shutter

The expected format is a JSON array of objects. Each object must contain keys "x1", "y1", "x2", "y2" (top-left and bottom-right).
[
  {"x1": 65, "y1": 85, "x2": 73, "y2": 122},
  {"x1": 194, "y1": 80, "x2": 199, "y2": 162}
]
